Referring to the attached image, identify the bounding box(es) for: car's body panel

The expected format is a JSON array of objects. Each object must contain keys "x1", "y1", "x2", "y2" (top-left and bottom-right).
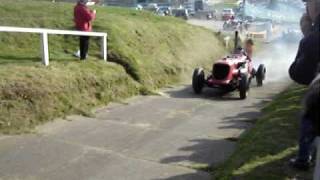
[{"x1": 205, "y1": 53, "x2": 253, "y2": 89}]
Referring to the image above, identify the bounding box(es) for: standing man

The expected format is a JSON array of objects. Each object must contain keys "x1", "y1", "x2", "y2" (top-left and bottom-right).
[
  {"x1": 74, "y1": 0, "x2": 96, "y2": 60},
  {"x1": 289, "y1": 0, "x2": 320, "y2": 170}
]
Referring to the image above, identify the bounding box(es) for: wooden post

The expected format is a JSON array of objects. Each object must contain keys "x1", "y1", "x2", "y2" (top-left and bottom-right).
[
  {"x1": 101, "y1": 35, "x2": 107, "y2": 62},
  {"x1": 40, "y1": 32, "x2": 49, "y2": 66}
]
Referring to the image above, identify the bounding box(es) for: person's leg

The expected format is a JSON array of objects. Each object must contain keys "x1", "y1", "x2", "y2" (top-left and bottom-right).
[
  {"x1": 80, "y1": 36, "x2": 89, "y2": 60},
  {"x1": 314, "y1": 137, "x2": 320, "y2": 180},
  {"x1": 290, "y1": 115, "x2": 316, "y2": 170},
  {"x1": 80, "y1": 36, "x2": 85, "y2": 60},
  {"x1": 83, "y1": 36, "x2": 89, "y2": 59},
  {"x1": 298, "y1": 115, "x2": 316, "y2": 161}
]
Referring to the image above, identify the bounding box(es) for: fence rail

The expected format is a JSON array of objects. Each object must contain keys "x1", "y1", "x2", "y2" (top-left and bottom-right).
[{"x1": 0, "y1": 26, "x2": 107, "y2": 66}]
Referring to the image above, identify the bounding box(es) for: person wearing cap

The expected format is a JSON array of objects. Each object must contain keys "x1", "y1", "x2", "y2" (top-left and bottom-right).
[
  {"x1": 74, "y1": 0, "x2": 96, "y2": 60},
  {"x1": 289, "y1": 0, "x2": 320, "y2": 170}
]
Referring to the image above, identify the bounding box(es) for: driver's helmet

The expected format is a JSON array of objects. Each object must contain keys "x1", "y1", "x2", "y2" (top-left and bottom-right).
[{"x1": 234, "y1": 47, "x2": 243, "y2": 54}]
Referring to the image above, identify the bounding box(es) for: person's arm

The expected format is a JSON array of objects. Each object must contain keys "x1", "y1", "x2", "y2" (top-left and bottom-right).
[
  {"x1": 300, "y1": 13, "x2": 313, "y2": 37},
  {"x1": 82, "y1": 8, "x2": 96, "y2": 22},
  {"x1": 289, "y1": 35, "x2": 319, "y2": 85}
]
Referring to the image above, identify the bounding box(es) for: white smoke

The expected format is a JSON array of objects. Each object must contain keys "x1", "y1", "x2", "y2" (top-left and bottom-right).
[
  {"x1": 244, "y1": 0, "x2": 305, "y2": 23},
  {"x1": 254, "y1": 40, "x2": 299, "y2": 82},
  {"x1": 245, "y1": 0, "x2": 305, "y2": 82}
]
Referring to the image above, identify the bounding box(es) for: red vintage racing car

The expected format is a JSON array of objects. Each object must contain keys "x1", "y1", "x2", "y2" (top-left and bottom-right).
[{"x1": 192, "y1": 33, "x2": 266, "y2": 99}]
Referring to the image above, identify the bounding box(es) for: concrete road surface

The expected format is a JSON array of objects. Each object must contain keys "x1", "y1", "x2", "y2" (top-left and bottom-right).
[
  {"x1": 0, "y1": 81, "x2": 289, "y2": 180},
  {"x1": 0, "y1": 24, "x2": 298, "y2": 179},
  {"x1": 188, "y1": 19, "x2": 224, "y2": 32}
]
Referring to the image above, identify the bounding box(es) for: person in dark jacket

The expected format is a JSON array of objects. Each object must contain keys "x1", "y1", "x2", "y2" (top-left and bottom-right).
[
  {"x1": 74, "y1": 0, "x2": 96, "y2": 60},
  {"x1": 289, "y1": 0, "x2": 320, "y2": 170},
  {"x1": 305, "y1": 73, "x2": 320, "y2": 179}
]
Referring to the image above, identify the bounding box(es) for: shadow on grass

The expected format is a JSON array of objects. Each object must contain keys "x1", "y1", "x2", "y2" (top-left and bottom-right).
[
  {"x1": 230, "y1": 148, "x2": 313, "y2": 180},
  {"x1": 217, "y1": 99, "x2": 274, "y2": 131},
  {"x1": 157, "y1": 138, "x2": 236, "y2": 180},
  {"x1": 213, "y1": 86, "x2": 313, "y2": 179},
  {"x1": 0, "y1": 52, "x2": 102, "y2": 65},
  {"x1": 0, "y1": 55, "x2": 40, "y2": 65}
]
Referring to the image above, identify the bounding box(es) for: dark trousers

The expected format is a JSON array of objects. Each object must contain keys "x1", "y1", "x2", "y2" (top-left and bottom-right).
[
  {"x1": 80, "y1": 36, "x2": 90, "y2": 60},
  {"x1": 298, "y1": 115, "x2": 316, "y2": 162}
]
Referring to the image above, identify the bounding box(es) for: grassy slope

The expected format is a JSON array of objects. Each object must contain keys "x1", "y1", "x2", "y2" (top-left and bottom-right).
[
  {"x1": 0, "y1": 0, "x2": 226, "y2": 133},
  {"x1": 214, "y1": 85, "x2": 313, "y2": 180}
]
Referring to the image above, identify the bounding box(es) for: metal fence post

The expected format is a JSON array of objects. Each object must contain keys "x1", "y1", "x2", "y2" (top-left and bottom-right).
[
  {"x1": 101, "y1": 35, "x2": 107, "y2": 62},
  {"x1": 40, "y1": 32, "x2": 49, "y2": 66}
]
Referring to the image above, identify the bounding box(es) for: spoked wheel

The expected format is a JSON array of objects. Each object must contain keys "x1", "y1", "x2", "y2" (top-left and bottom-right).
[
  {"x1": 256, "y1": 64, "x2": 266, "y2": 87},
  {"x1": 239, "y1": 73, "x2": 249, "y2": 100},
  {"x1": 192, "y1": 68, "x2": 205, "y2": 94}
]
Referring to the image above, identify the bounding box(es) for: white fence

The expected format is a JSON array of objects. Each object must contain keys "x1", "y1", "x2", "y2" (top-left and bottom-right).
[{"x1": 0, "y1": 26, "x2": 107, "y2": 66}]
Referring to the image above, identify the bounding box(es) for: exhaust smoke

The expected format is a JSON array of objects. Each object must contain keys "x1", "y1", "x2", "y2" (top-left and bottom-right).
[
  {"x1": 244, "y1": 0, "x2": 305, "y2": 23},
  {"x1": 245, "y1": 0, "x2": 305, "y2": 82},
  {"x1": 254, "y1": 40, "x2": 300, "y2": 82}
]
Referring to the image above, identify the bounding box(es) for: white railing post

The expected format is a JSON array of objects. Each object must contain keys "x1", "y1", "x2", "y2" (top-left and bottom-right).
[
  {"x1": 314, "y1": 137, "x2": 320, "y2": 180},
  {"x1": 40, "y1": 32, "x2": 49, "y2": 66},
  {"x1": 0, "y1": 26, "x2": 107, "y2": 65},
  {"x1": 224, "y1": 36, "x2": 230, "y2": 49},
  {"x1": 101, "y1": 35, "x2": 107, "y2": 62}
]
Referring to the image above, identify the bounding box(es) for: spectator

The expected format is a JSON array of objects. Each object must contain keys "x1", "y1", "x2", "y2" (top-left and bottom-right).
[
  {"x1": 289, "y1": 0, "x2": 320, "y2": 170},
  {"x1": 305, "y1": 72, "x2": 320, "y2": 179},
  {"x1": 244, "y1": 39, "x2": 254, "y2": 60},
  {"x1": 74, "y1": 0, "x2": 96, "y2": 60}
]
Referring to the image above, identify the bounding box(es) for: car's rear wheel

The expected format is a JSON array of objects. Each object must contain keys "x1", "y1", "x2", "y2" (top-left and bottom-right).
[
  {"x1": 239, "y1": 74, "x2": 249, "y2": 99},
  {"x1": 192, "y1": 68, "x2": 205, "y2": 94},
  {"x1": 256, "y1": 64, "x2": 266, "y2": 87}
]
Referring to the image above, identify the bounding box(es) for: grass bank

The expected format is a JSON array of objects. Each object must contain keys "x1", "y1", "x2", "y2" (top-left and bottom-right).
[
  {"x1": 214, "y1": 85, "x2": 313, "y2": 179},
  {"x1": 0, "y1": 0, "x2": 226, "y2": 133}
]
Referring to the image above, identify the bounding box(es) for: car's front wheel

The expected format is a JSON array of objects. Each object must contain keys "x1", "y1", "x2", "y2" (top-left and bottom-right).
[
  {"x1": 256, "y1": 64, "x2": 266, "y2": 87},
  {"x1": 192, "y1": 68, "x2": 205, "y2": 94},
  {"x1": 239, "y1": 74, "x2": 249, "y2": 99}
]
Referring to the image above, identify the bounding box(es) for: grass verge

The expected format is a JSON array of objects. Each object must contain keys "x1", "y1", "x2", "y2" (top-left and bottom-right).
[{"x1": 213, "y1": 85, "x2": 314, "y2": 179}]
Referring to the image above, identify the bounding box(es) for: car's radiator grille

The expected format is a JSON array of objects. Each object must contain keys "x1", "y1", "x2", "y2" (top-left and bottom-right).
[{"x1": 213, "y1": 64, "x2": 230, "y2": 80}]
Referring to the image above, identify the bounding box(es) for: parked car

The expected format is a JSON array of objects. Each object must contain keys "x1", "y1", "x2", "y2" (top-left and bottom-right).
[
  {"x1": 135, "y1": 4, "x2": 143, "y2": 11},
  {"x1": 222, "y1": 8, "x2": 235, "y2": 20},
  {"x1": 145, "y1": 3, "x2": 159, "y2": 12},
  {"x1": 158, "y1": 6, "x2": 172, "y2": 16},
  {"x1": 206, "y1": 10, "x2": 217, "y2": 20},
  {"x1": 172, "y1": 8, "x2": 189, "y2": 20}
]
